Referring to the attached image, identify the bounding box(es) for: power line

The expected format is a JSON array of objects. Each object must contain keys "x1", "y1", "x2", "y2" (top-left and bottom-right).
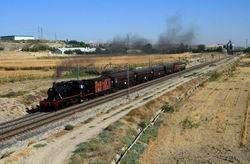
[
  {"x1": 41, "y1": 27, "x2": 43, "y2": 40},
  {"x1": 37, "y1": 26, "x2": 40, "y2": 39},
  {"x1": 54, "y1": 32, "x2": 57, "y2": 41}
]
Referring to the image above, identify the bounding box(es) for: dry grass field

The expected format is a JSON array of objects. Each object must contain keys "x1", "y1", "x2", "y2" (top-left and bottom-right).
[
  {"x1": 0, "y1": 51, "x2": 190, "y2": 68},
  {"x1": 0, "y1": 51, "x2": 223, "y2": 82},
  {"x1": 0, "y1": 70, "x2": 54, "y2": 80},
  {"x1": 140, "y1": 56, "x2": 250, "y2": 164}
]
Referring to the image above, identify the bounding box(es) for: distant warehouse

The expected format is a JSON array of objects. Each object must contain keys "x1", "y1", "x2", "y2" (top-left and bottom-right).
[
  {"x1": 55, "y1": 47, "x2": 96, "y2": 54},
  {"x1": 0, "y1": 35, "x2": 35, "y2": 41}
]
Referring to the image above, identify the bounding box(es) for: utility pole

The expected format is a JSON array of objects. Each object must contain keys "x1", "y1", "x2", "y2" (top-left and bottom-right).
[
  {"x1": 77, "y1": 64, "x2": 79, "y2": 80},
  {"x1": 246, "y1": 39, "x2": 249, "y2": 48},
  {"x1": 149, "y1": 56, "x2": 151, "y2": 67},
  {"x1": 37, "y1": 26, "x2": 40, "y2": 39},
  {"x1": 54, "y1": 66, "x2": 57, "y2": 83},
  {"x1": 126, "y1": 63, "x2": 130, "y2": 100}
]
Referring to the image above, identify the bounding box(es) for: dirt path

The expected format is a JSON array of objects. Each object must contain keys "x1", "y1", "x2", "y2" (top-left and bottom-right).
[
  {"x1": 140, "y1": 59, "x2": 250, "y2": 164},
  {"x1": 17, "y1": 104, "x2": 137, "y2": 164}
]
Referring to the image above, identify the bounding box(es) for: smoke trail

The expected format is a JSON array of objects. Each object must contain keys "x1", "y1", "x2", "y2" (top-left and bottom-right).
[
  {"x1": 112, "y1": 34, "x2": 150, "y2": 49},
  {"x1": 158, "y1": 15, "x2": 195, "y2": 49}
]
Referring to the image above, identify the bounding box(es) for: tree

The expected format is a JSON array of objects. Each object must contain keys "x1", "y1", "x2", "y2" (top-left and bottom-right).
[
  {"x1": 216, "y1": 46, "x2": 223, "y2": 52},
  {"x1": 244, "y1": 47, "x2": 250, "y2": 53},
  {"x1": 142, "y1": 43, "x2": 153, "y2": 54},
  {"x1": 197, "y1": 44, "x2": 206, "y2": 52}
]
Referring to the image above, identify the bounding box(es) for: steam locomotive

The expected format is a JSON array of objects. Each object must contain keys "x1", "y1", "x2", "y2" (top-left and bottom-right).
[{"x1": 40, "y1": 61, "x2": 186, "y2": 110}]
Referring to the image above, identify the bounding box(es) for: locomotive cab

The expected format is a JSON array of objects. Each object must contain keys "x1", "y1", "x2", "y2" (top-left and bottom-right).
[{"x1": 40, "y1": 80, "x2": 84, "y2": 110}]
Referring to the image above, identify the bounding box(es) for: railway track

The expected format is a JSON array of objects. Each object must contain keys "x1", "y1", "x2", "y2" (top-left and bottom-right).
[{"x1": 0, "y1": 56, "x2": 234, "y2": 143}]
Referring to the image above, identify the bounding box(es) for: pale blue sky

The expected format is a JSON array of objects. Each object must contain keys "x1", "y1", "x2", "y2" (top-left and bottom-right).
[{"x1": 0, "y1": 0, "x2": 249, "y2": 46}]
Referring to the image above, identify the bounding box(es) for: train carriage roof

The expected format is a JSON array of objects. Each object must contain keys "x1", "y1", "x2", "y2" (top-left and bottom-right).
[
  {"x1": 152, "y1": 65, "x2": 165, "y2": 71},
  {"x1": 163, "y1": 63, "x2": 174, "y2": 68},
  {"x1": 83, "y1": 76, "x2": 110, "y2": 82},
  {"x1": 107, "y1": 70, "x2": 134, "y2": 78},
  {"x1": 134, "y1": 67, "x2": 152, "y2": 74}
]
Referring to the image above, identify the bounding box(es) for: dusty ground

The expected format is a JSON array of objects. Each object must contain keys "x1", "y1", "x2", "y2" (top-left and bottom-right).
[{"x1": 140, "y1": 57, "x2": 250, "y2": 164}]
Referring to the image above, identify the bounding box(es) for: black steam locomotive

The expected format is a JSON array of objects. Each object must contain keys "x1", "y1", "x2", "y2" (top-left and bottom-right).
[{"x1": 40, "y1": 61, "x2": 186, "y2": 110}]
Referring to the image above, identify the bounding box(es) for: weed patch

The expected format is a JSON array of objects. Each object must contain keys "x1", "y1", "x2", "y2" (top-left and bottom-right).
[
  {"x1": 208, "y1": 71, "x2": 221, "y2": 81},
  {"x1": 161, "y1": 103, "x2": 174, "y2": 113},
  {"x1": 71, "y1": 130, "x2": 114, "y2": 164},
  {"x1": 138, "y1": 120, "x2": 148, "y2": 129},
  {"x1": 182, "y1": 118, "x2": 200, "y2": 129},
  {"x1": 0, "y1": 91, "x2": 27, "y2": 98},
  {"x1": 104, "y1": 121, "x2": 123, "y2": 131},
  {"x1": 121, "y1": 143, "x2": 145, "y2": 164},
  {"x1": 65, "y1": 124, "x2": 75, "y2": 131},
  {"x1": 33, "y1": 143, "x2": 47, "y2": 148},
  {"x1": 143, "y1": 96, "x2": 153, "y2": 101},
  {"x1": 121, "y1": 116, "x2": 164, "y2": 164}
]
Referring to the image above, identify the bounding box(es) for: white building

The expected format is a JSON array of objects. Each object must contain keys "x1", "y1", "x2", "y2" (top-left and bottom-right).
[
  {"x1": 206, "y1": 44, "x2": 224, "y2": 49},
  {"x1": 55, "y1": 47, "x2": 96, "y2": 54},
  {"x1": 0, "y1": 35, "x2": 35, "y2": 41}
]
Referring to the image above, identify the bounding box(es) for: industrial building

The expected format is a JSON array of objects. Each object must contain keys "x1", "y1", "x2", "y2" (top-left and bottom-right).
[
  {"x1": 55, "y1": 47, "x2": 96, "y2": 54},
  {"x1": 0, "y1": 35, "x2": 35, "y2": 41}
]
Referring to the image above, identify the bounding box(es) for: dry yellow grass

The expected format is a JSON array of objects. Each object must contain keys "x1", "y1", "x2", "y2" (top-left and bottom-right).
[
  {"x1": 0, "y1": 52, "x2": 192, "y2": 69},
  {"x1": 140, "y1": 59, "x2": 250, "y2": 164},
  {"x1": 0, "y1": 70, "x2": 54, "y2": 79},
  {"x1": 0, "y1": 51, "x2": 217, "y2": 83}
]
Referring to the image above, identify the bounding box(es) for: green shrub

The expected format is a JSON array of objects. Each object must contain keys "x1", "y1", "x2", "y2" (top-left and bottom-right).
[
  {"x1": 104, "y1": 121, "x2": 123, "y2": 131},
  {"x1": 98, "y1": 131, "x2": 113, "y2": 143},
  {"x1": 71, "y1": 131, "x2": 113, "y2": 163},
  {"x1": 0, "y1": 47, "x2": 4, "y2": 51},
  {"x1": 121, "y1": 143, "x2": 145, "y2": 164},
  {"x1": 138, "y1": 120, "x2": 148, "y2": 129},
  {"x1": 121, "y1": 125, "x2": 159, "y2": 164},
  {"x1": 182, "y1": 118, "x2": 200, "y2": 129},
  {"x1": 64, "y1": 50, "x2": 73, "y2": 54},
  {"x1": 65, "y1": 124, "x2": 75, "y2": 130},
  {"x1": 244, "y1": 47, "x2": 250, "y2": 53},
  {"x1": 121, "y1": 135, "x2": 134, "y2": 146},
  {"x1": 161, "y1": 103, "x2": 174, "y2": 113},
  {"x1": 139, "y1": 127, "x2": 156, "y2": 144},
  {"x1": 21, "y1": 45, "x2": 54, "y2": 52},
  {"x1": 208, "y1": 71, "x2": 221, "y2": 81},
  {"x1": 62, "y1": 70, "x2": 95, "y2": 78}
]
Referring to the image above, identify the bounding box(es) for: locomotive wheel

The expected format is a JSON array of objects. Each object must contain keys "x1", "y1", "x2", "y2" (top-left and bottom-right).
[
  {"x1": 77, "y1": 97, "x2": 81, "y2": 104},
  {"x1": 59, "y1": 101, "x2": 67, "y2": 109}
]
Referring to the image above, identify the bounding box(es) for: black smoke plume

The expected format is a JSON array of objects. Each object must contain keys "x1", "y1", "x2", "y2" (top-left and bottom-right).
[
  {"x1": 157, "y1": 15, "x2": 196, "y2": 51},
  {"x1": 111, "y1": 34, "x2": 150, "y2": 49}
]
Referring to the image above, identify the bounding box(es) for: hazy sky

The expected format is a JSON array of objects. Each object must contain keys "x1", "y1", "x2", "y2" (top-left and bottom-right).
[{"x1": 1, "y1": 0, "x2": 249, "y2": 46}]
